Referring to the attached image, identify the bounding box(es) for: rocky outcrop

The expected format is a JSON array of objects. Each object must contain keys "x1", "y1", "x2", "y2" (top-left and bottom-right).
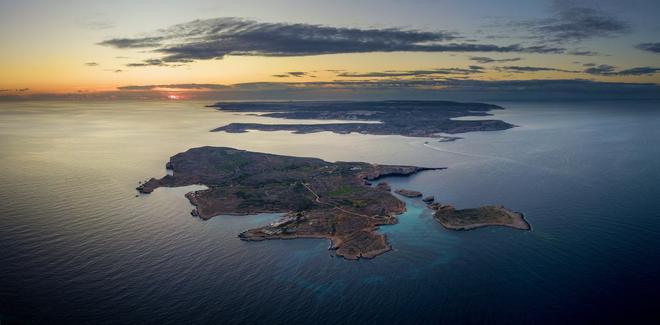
[
  {"x1": 376, "y1": 182, "x2": 391, "y2": 192},
  {"x1": 395, "y1": 189, "x2": 423, "y2": 197}
]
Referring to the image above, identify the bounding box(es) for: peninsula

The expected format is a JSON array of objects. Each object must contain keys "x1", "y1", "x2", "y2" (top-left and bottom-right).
[
  {"x1": 209, "y1": 100, "x2": 515, "y2": 138},
  {"x1": 138, "y1": 146, "x2": 442, "y2": 260}
]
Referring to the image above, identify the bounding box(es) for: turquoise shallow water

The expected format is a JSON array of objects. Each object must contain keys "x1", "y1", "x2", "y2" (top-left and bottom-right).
[{"x1": 1, "y1": 100, "x2": 659, "y2": 324}]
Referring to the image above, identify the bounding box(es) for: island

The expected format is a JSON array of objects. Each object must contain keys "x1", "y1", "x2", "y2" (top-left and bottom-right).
[
  {"x1": 428, "y1": 203, "x2": 531, "y2": 231},
  {"x1": 138, "y1": 144, "x2": 531, "y2": 260},
  {"x1": 209, "y1": 100, "x2": 515, "y2": 138},
  {"x1": 395, "y1": 189, "x2": 423, "y2": 197},
  {"x1": 138, "y1": 146, "x2": 442, "y2": 260}
]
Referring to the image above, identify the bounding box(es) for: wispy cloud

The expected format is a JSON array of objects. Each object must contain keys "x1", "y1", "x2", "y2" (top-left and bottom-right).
[
  {"x1": 85, "y1": 62, "x2": 99, "y2": 67},
  {"x1": 98, "y1": 17, "x2": 564, "y2": 65},
  {"x1": 287, "y1": 71, "x2": 308, "y2": 77},
  {"x1": 98, "y1": 37, "x2": 165, "y2": 49},
  {"x1": 496, "y1": 65, "x2": 578, "y2": 73},
  {"x1": 469, "y1": 56, "x2": 522, "y2": 64},
  {"x1": 125, "y1": 59, "x2": 167, "y2": 67},
  {"x1": 615, "y1": 67, "x2": 660, "y2": 75},
  {"x1": 583, "y1": 64, "x2": 618, "y2": 75},
  {"x1": 336, "y1": 67, "x2": 485, "y2": 78},
  {"x1": 501, "y1": 1, "x2": 631, "y2": 43},
  {"x1": 76, "y1": 15, "x2": 115, "y2": 30},
  {"x1": 567, "y1": 49, "x2": 601, "y2": 56},
  {"x1": 272, "y1": 71, "x2": 314, "y2": 78},
  {"x1": 636, "y1": 42, "x2": 660, "y2": 53},
  {"x1": 583, "y1": 64, "x2": 660, "y2": 76},
  {"x1": 117, "y1": 83, "x2": 231, "y2": 90}
]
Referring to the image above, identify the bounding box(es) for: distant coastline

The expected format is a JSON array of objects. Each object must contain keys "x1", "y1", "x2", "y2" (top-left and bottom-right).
[{"x1": 209, "y1": 100, "x2": 515, "y2": 138}]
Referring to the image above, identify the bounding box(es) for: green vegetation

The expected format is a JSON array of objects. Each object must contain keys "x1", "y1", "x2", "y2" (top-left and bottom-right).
[{"x1": 329, "y1": 184, "x2": 357, "y2": 197}]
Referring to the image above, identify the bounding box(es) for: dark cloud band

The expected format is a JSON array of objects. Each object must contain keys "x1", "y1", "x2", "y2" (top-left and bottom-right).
[
  {"x1": 469, "y1": 56, "x2": 522, "y2": 64},
  {"x1": 336, "y1": 67, "x2": 484, "y2": 78},
  {"x1": 496, "y1": 66, "x2": 579, "y2": 73},
  {"x1": 117, "y1": 84, "x2": 230, "y2": 90},
  {"x1": 636, "y1": 42, "x2": 660, "y2": 54},
  {"x1": 111, "y1": 79, "x2": 659, "y2": 99},
  {"x1": 99, "y1": 17, "x2": 565, "y2": 65},
  {"x1": 497, "y1": 2, "x2": 631, "y2": 44},
  {"x1": 583, "y1": 64, "x2": 660, "y2": 76}
]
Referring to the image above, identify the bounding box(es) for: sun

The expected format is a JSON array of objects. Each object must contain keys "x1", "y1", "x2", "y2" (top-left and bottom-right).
[{"x1": 167, "y1": 94, "x2": 179, "y2": 100}]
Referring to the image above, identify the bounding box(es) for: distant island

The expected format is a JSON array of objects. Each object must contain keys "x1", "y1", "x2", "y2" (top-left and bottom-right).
[
  {"x1": 209, "y1": 100, "x2": 515, "y2": 138},
  {"x1": 138, "y1": 146, "x2": 530, "y2": 260}
]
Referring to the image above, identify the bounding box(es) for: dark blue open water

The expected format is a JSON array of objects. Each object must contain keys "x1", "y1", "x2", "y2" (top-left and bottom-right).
[{"x1": 1, "y1": 100, "x2": 659, "y2": 324}]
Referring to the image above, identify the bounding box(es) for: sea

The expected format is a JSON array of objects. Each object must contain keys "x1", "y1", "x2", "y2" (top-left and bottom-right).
[{"x1": 1, "y1": 100, "x2": 659, "y2": 324}]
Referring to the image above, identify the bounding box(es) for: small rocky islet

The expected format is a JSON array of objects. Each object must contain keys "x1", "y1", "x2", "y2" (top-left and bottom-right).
[
  {"x1": 138, "y1": 146, "x2": 530, "y2": 260},
  {"x1": 394, "y1": 189, "x2": 423, "y2": 197}
]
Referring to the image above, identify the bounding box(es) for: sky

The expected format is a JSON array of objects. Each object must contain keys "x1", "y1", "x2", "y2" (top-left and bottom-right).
[{"x1": 0, "y1": 0, "x2": 659, "y2": 100}]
